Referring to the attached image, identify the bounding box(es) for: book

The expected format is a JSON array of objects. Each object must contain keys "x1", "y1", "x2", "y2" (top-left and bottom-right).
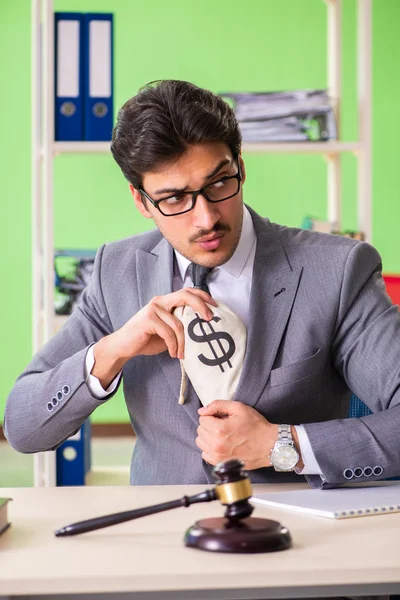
[
  {"x1": 0, "y1": 498, "x2": 11, "y2": 535},
  {"x1": 251, "y1": 483, "x2": 400, "y2": 519}
]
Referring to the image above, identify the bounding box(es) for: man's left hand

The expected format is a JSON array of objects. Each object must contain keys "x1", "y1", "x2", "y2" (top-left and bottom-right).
[{"x1": 196, "y1": 400, "x2": 279, "y2": 470}]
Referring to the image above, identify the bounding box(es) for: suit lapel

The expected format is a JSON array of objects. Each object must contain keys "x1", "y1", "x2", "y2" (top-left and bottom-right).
[
  {"x1": 233, "y1": 211, "x2": 303, "y2": 408},
  {"x1": 136, "y1": 237, "x2": 174, "y2": 303},
  {"x1": 136, "y1": 238, "x2": 200, "y2": 427}
]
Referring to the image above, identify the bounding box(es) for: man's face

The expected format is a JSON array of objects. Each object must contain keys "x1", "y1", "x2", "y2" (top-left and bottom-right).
[{"x1": 132, "y1": 142, "x2": 246, "y2": 268}]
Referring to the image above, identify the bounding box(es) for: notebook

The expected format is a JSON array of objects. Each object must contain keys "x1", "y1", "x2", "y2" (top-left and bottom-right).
[
  {"x1": 251, "y1": 483, "x2": 400, "y2": 519},
  {"x1": 0, "y1": 498, "x2": 11, "y2": 535}
]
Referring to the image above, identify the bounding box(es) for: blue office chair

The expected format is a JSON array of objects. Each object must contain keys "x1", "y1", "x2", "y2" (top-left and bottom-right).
[
  {"x1": 349, "y1": 394, "x2": 400, "y2": 485},
  {"x1": 348, "y1": 394, "x2": 373, "y2": 419},
  {"x1": 349, "y1": 395, "x2": 400, "y2": 600}
]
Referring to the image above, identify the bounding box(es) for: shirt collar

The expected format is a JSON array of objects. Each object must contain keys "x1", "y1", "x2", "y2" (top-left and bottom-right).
[{"x1": 174, "y1": 205, "x2": 256, "y2": 281}]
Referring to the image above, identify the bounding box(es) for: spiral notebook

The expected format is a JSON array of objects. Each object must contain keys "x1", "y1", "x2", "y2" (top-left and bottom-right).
[{"x1": 252, "y1": 483, "x2": 400, "y2": 519}]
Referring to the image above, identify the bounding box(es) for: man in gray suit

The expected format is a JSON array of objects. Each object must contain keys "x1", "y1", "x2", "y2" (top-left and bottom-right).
[{"x1": 5, "y1": 80, "x2": 400, "y2": 489}]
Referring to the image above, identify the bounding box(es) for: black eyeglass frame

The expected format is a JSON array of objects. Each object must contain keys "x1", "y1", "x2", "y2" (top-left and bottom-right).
[{"x1": 139, "y1": 156, "x2": 242, "y2": 217}]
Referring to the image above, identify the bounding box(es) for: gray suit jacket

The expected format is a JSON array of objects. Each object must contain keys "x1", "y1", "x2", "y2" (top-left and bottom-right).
[{"x1": 4, "y1": 207, "x2": 400, "y2": 488}]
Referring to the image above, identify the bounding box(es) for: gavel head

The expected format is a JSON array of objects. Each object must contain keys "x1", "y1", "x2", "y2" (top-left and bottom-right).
[{"x1": 213, "y1": 459, "x2": 254, "y2": 521}]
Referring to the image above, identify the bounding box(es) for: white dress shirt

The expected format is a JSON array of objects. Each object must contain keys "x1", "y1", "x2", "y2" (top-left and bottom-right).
[{"x1": 85, "y1": 206, "x2": 323, "y2": 475}]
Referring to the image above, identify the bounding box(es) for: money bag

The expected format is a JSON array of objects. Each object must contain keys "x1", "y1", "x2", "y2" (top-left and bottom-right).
[{"x1": 173, "y1": 301, "x2": 247, "y2": 406}]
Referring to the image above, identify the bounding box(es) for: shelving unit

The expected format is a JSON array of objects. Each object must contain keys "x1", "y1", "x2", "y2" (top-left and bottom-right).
[{"x1": 32, "y1": 0, "x2": 372, "y2": 486}]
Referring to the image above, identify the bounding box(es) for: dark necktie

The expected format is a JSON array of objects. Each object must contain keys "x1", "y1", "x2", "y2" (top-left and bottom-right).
[{"x1": 188, "y1": 263, "x2": 213, "y2": 294}]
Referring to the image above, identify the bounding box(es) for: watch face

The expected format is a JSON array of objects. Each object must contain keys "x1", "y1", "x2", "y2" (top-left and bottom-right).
[{"x1": 271, "y1": 444, "x2": 299, "y2": 471}]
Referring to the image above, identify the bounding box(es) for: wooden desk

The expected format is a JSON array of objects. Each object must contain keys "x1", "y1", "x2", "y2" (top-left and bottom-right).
[{"x1": 0, "y1": 484, "x2": 399, "y2": 599}]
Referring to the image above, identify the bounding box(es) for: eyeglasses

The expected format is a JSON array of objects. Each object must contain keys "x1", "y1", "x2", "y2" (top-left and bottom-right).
[{"x1": 139, "y1": 158, "x2": 242, "y2": 217}]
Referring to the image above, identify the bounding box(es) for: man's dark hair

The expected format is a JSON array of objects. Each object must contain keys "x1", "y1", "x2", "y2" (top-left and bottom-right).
[{"x1": 111, "y1": 80, "x2": 242, "y2": 190}]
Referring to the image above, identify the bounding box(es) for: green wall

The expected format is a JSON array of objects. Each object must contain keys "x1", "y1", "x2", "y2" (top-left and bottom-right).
[{"x1": 1, "y1": 0, "x2": 399, "y2": 424}]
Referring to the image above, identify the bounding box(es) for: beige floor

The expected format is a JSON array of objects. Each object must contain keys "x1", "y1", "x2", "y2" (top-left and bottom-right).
[{"x1": 0, "y1": 437, "x2": 135, "y2": 487}]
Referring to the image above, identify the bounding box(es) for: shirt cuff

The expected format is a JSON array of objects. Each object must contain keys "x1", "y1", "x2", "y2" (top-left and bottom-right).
[
  {"x1": 85, "y1": 344, "x2": 122, "y2": 398},
  {"x1": 294, "y1": 425, "x2": 324, "y2": 475}
]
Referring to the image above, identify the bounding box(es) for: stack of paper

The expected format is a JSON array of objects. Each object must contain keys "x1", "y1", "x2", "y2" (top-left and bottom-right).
[{"x1": 221, "y1": 90, "x2": 337, "y2": 143}]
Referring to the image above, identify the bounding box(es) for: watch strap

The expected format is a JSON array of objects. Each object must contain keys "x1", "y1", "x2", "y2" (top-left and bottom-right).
[
  {"x1": 271, "y1": 424, "x2": 299, "y2": 472},
  {"x1": 278, "y1": 424, "x2": 293, "y2": 443}
]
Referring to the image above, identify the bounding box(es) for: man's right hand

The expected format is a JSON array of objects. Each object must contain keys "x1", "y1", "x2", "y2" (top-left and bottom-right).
[{"x1": 91, "y1": 289, "x2": 217, "y2": 390}]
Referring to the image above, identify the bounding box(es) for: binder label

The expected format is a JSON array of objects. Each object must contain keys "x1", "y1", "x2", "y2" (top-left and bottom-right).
[
  {"x1": 57, "y1": 20, "x2": 80, "y2": 97},
  {"x1": 89, "y1": 21, "x2": 111, "y2": 97}
]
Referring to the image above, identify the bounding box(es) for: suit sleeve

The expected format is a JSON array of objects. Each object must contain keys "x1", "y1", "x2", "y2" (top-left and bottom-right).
[
  {"x1": 4, "y1": 244, "x2": 121, "y2": 453},
  {"x1": 302, "y1": 241, "x2": 400, "y2": 488}
]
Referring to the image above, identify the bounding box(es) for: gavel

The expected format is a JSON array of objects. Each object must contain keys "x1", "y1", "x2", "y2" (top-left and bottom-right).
[{"x1": 55, "y1": 459, "x2": 292, "y2": 553}]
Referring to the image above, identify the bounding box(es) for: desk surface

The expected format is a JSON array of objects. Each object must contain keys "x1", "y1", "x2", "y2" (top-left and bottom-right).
[{"x1": 1, "y1": 483, "x2": 399, "y2": 599}]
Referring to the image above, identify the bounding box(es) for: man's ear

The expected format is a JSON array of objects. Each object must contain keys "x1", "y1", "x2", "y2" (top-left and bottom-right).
[
  {"x1": 129, "y1": 184, "x2": 152, "y2": 219},
  {"x1": 238, "y1": 154, "x2": 246, "y2": 186}
]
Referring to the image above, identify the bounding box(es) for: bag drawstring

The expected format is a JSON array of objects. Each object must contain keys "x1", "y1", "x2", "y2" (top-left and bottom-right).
[{"x1": 178, "y1": 359, "x2": 187, "y2": 405}]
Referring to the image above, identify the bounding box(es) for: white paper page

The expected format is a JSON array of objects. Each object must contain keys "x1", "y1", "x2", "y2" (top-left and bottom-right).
[{"x1": 252, "y1": 483, "x2": 400, "y2": 519}]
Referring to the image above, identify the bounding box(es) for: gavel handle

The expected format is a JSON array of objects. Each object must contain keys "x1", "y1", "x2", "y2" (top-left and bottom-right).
[{"x1": 54, "y1": 488, "x2": 217, "y2": 537}]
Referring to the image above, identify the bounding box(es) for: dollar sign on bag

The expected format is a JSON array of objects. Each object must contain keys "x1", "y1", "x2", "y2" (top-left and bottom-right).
[{"x1": 187, "y1": 314, "x2": 236, "y2": 372}]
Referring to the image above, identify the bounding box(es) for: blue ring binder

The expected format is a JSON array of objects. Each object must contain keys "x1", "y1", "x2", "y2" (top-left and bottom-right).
[
  {"x1": 54, "y1": 13, "x2": 84, "y2": 141},
  {"x1": 56, "y1": 420, "x2": 91, "y2": 486},
  {"x1": 82, "y1": 13, "x2": 114, "y2": 141}
]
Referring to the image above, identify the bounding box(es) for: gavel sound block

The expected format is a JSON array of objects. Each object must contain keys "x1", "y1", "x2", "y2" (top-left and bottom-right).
[{"x1": 55, "y1": 459, "x2": 292, "y2": 554}]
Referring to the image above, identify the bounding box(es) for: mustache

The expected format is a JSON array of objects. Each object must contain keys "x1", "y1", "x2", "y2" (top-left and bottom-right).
[{"x1": 190, "y1": 223, "x2": 231, "y2": 243}]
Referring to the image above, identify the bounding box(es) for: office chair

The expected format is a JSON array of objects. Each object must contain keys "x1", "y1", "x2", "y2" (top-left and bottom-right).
[
  {"x1": 348, "y1": 394, "x2": 373, "y2": 418},
  {"x1": 348, "y1": 394, "x2": 399, "y2": 481},
  {"x1": 349, "y1": 395, "x2": 400, "y2": 486},
  {"x1": 349, "y1": 395, "x2": 400, "y2": 600}
]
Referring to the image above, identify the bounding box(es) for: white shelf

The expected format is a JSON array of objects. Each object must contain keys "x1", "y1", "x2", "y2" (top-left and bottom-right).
[
  {"x1": 52, "y1": 141, "x2": 111, "y2": 155},
  {"x1": 242, "y1": 141, "x2": 362, "y2": 155},
  {"x1": 51, "y1": 140, "x2": 362, "y2": 157}
]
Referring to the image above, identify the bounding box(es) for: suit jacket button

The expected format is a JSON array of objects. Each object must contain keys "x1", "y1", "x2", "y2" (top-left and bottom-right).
[
  {"x1": 373, "y1": 466, "x2": 383, "y2": 476},
  {"x1": 56, "y1": 391, "x2": 63, "y2": 401},
  {"x1": 343, "y1": 468, "x2": 354, "y2": 479},
  {"x1": 47, "y1": 402, "x2": 54, "y2": 412},
  {"x1": 353, "y1": 467, "x2": 363, "y2": 478},
  {"x1": 62, "y1": 385, "x2": 70, "y2": 395},
  {"x1": 52, "y1": 397, "x2": 58, "y2": 407},
  {"x1": 363, "y1": 466, "x2": 373, "y2": 477}
]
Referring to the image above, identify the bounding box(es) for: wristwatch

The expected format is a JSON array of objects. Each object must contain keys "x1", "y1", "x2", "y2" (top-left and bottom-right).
[{"x1": 270, "y1": 424, "x2": 299, "y2": 472}]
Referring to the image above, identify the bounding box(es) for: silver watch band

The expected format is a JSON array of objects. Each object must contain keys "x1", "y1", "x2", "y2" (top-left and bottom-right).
[
  {"x1": 271, "y1": 423, "x2": 299, "y2": 472},
  {"x1": 278, "y1": 423, "x2": 293, "y2": 443}
]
